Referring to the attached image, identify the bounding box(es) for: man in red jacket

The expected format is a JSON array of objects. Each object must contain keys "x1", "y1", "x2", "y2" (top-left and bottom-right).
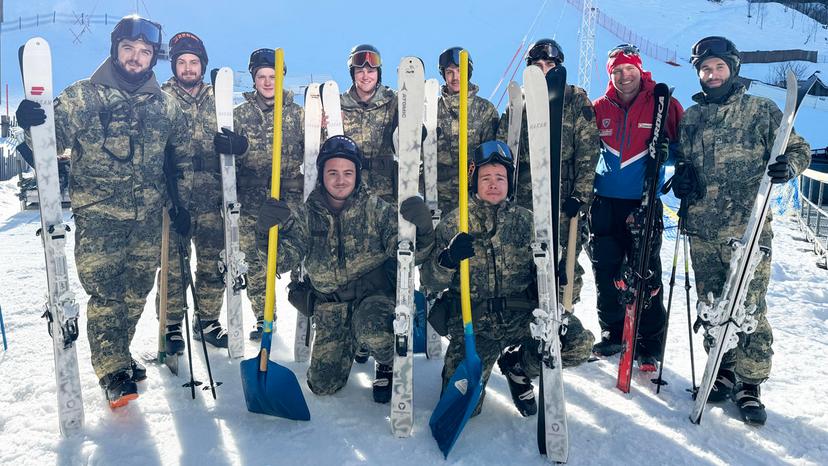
[{"x1": 589, "y1": 45, "x2": 684, "y2": 370}]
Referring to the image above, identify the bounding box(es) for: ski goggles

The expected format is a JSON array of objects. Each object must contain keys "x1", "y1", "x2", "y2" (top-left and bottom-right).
[
  {"x1": 348, "y1": 50, "x2": 381, "y2": 68},
  {"x1": 691, "y1": 36, "x2": 734, "y2": 58},
  {"x1": 527, "y1": 43, "x2": 562, "y2": 63},
  {"x1": 473, "y1": 141, "x2": 514, "y2": 167},
  {"x1": 113, "y1": 17, "x2": 163, "y2": 47},
  {"x1": 608, "y1": 44, "x2": 640, "y2": 58},
  {"x1": 320, "y1": 135, "x2": 362, "y2": 161},
  {"x1": 438, "y1": 48, "x2": 472, "y2": 69}
]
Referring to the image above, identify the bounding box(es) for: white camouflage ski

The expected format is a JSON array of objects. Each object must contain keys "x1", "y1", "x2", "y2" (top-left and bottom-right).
[
  {"x1": 22, "y1": 37, "x2": 84, "y2": 437},
  {"x1": 391, "y1": 57, "x2": 424, "y2": 438},
  {"x1": 321, "y1": 80, "x2": 344, "y2": 136},
  {"x1": 294, "y1": 82, "x2": 323, "y2": 363},
  {"x1": 214, "y1": 67, "x2": 247, "y2": 359},
  {"x1": 422, "y1": 78, "x2": 442, "y2": 360},
  {"x1": 506, "y1": 81, "x2": 523, "y2": 187},
  {"x1": 524, "y1": 64, "x2": 568, "y2": 463}
]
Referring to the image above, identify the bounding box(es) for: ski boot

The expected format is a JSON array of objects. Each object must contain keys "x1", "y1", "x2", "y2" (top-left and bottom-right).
[
  {"x1": 249, "y1": 318, "x2": 264, "y2": 341},
  {"x1": 130, "y1": 358, "x2": 147, "y2": 382},
  {"x1": 636, "y1": 353, "x2": 658, "y2": 372},
  {"x1": 100, "y1": 370, "x2": 138, "y2": 409},
  {"x1": 165, "y1": 322, "x2": 185, "y2": 355},
  {"x1": 193, "y1": 319, "x2": 228, "y2": 348},
  {"x1": 592, "y1": 333, "x2": 624, "y2": 357},
  {"x1": 354, "y1": 344, "x2": 370, "y2": 364},
  {"x1": 734, "y1": 382, "x2": 767, "y2": 425},
  {"x1": 708, "y1": 367, "x2": 736, "y2": 403},
  {"x1": 497, "y1": 347, "x2": 537, "y2": 417},
  {"x1": 372, "y1": 362, "x2": 393, "y2": 404}
]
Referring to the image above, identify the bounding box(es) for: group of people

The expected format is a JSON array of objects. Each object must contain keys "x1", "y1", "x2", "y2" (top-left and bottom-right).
[{"x1": 15, "y1": 14, "x2": 810, "y2": 428}]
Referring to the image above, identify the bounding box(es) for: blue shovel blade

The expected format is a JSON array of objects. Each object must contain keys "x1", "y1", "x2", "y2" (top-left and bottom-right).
[
  {"x1": 240, "y1": 356, "x2": 310, "y2": 421},
  {"x1": 429, "y1": 353, "x2": 483, "y2": 458}
]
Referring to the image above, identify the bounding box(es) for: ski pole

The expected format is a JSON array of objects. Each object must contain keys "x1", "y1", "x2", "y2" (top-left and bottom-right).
[
  {"x1": 0, "y1": 305, "x2": 7, "y2": 351},
  {"x1": 653, "y1": 206, "x2": 683, "y2": 392},
  {"x1": 176, "y1": 238, "x2": 202, "y2": 398},
  {"x1": 682, "y1": 224, "x2": 698, "y2": 395}
]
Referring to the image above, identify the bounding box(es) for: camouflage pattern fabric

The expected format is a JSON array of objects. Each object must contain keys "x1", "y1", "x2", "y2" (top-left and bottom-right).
[
  {"x1": 678, "y1": 83, "x2": 811, "y2": 384},
  {"x1": 339, "y1": 85, "x2": 398, "y2": 202},
  {"x1": 234, "y1": 89, "x2": 304, "y2": 318}
]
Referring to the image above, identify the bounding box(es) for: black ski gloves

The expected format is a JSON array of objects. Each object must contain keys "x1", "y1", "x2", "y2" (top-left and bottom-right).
[
  {"x1": 256, "y1": 198, "x2": 292, "y2": 251},
  {"x1": 672, "y1": 162, "x2": 702, "y2": 200},
  {"x1": 168, "y1": 205, "x2": 191, "y2": 237},
  {"x1": 653, "y1": 135, "x2": 670, "y2": 163},
  {"x1": 438, "y1": 232, "x2": 475, "y2": 269},
  {"x1": 562, "y1": 196, "x2": 583, "y2": 218},
  {"x1": 16, "y1": 99, "x2": 46, "y2": 130},
  {"x1": 214, "y1": 127, "x2": 249, "y2": 156},
  {"x1": 767, "y1": 154, "x2": 794, "y2": 184},
  {"x1": 399, "y1": 196, "x2": 434, "y2": 239}
]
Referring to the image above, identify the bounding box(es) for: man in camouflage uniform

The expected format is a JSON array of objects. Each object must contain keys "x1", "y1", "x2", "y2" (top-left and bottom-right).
[
  {"x1": 588, "y1": 45, "x2": 684, "y2": 369},
  {"x1": 496, "y1": 38, "x2": 600, "y2": 311},
  {"x1": 158, "y1": 31, "x2": 248, "y2": 351},
  {"x1": 672, "y1": 36, "x2": 810, "y2": 425},
  {"x1": 433, "y1": 47, "x2": 499, "y2": 217},
  {"x1": 422, "y1": 141, "x2": 593, "y2": 418},
  {"x1": 256, "y1": 135, "x2": 434, "y2": 403},
  {"x1": 339, "y1": 44, "x2": 398, "y2": 203},
  {"x1": 16, "y1": 15, "x2": 193, "y2": 407},
  {"x1": 234, "y1": 48, "x2": 304, "y2": 339}
]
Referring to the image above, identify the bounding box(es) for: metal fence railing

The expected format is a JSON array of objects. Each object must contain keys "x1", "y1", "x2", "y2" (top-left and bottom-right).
[{"x1": 798, "y1": 168, "x2": 828, "y2": 269}]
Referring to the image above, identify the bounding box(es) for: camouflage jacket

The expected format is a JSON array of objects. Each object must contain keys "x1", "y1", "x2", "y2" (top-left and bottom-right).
[
  {"x1": 435, "y1": 83, "x2": 500, "y2": 215},
  {"x1": 277, "y1": 185, "x2": 432, "y2": 295},
  {"x1": 234, "y1": 90, "x2": 305, "y2": 209},
  {"x1": 45, "y1": 60, "x2": 192, "y2": 222},
  {"x1": 677, "y1": 84, "x2": 811, "y2": 240},
  {"x1": 422, "y1": 195, "x2": 535, "y2": 301},
  {"x1": 497, "y1": 84, "x2": 600, "y2": 211},
  {"x1": 161, "y1": 78, "x2": 221, "y2": 211},
  {"x1": 340, "y1": 85, "x2": 398, "y2": 200}
]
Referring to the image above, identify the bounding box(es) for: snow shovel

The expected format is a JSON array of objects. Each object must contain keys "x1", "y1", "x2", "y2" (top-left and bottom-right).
[
  {"x1": 429, "y1": 50, "x2": 483, "y2": 458},
  {"x1": 240, "y1": 48, "x2": 310, "y2": 421}
]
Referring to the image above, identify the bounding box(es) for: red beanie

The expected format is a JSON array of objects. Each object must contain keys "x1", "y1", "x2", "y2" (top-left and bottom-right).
[{"x1": 606, "y1": 51, "x2": 644, "y2": 76}]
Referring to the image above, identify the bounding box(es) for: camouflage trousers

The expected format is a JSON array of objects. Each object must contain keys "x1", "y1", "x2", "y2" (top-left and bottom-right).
[
  {"x1": 689, "y1": 234, "x2": 773, "y2": 384},
  {"x1": 306, "y1": 294, "x2": 395, "y2": 396},
  {"x1": 441, "y1": 306, "x2": 594, "y2": 404},
  {"x1": 74, "y1": 211, "x2": 162, "y2": 380},
  {"x1": 240, "y1": 211, "x2": 267, "y2": 320}
]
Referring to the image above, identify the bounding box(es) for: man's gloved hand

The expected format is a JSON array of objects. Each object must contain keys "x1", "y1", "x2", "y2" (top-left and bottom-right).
[
  {"x1": 562, "y1": 196, "x2": 583, "y2": 218},
  {"x1": 168, "y1": 205, "x2": 191, "y2": 237},
  {"x1": 15, "y1": 99, "x2": 46, "y2": 130},
  {"x1": 767, "y1": 154, "x2": 794, "y2": 184},
  {"x1": 672, "y1": 162, "x2": 701, "y2": 200},
  {"x1": 653, "y1": 135, "x2": 670, "y2": 163},
  {"x1": 214, "y1": 127, "x2": 249, "y2": 156},
  {"x1": 256, "y1": 198, "x2": 292, "y2": 236},
  {"x1": 400, "y1": 196, "x2": 433, "y2": 236},
  {"x1": 438, "y1": 232, "x2": 475, "y2": 269}
]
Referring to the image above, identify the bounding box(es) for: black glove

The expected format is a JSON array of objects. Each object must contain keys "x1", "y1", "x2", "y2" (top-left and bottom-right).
[
  {"x1": 15, "y1": 99, "x2": 46, "y2": 130},
  {"x1": 672, "y1": 162, "x2": 701, "y2": 200},
  {"x1": 562, "y1": 196, "x2": 583, "y2": 218},
  {"x1": 400, "y1": 196, "x2": 434, "y2": 237},
  {"x1": 653, "y1": 135, "x2": 670, "y2": 163},
  {"x1": 767, "y1": 154, "x2": 794, "y2": 184},
  {"x1": 256, "y1": 198, "x2": 292, "y2": 237},
  {"x1": 168, "y1": 205, "x2": 191, "y2": 237},
  {"x1": 438, "y1": 232, "x2": 475, "y2": 269},
  {"x1": 214, "y1": 127, "x2": 249, "y2": 156}
]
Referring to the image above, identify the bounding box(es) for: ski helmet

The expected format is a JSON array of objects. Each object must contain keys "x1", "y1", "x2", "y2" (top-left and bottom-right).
[
  {"x1": 168, "y1": 31, "x2": 208, "y2": 76},
  {"x1": 438, "y1": 47, "x2": 473, "y2": 79},
  {"x1": 526, "y1": 38, "x2": 564, "y2": 66},
  {"x1": 110, "y1": 15, "x2": 163, "y2": 68},
  {"x1": 690, "y1": 36, "x2": 740, "y2": 75},
  {"x1": 248, "y1": 48, "x2": 287, "y2": 79},
  {"x1": 316, "y1": 135, "x2": 364, "y2": 190},
  {"x1": 348, "y1": 44, "x2": 382, "y2": 83},
  {"x1": 470, "y1": 140, "x2": 515, "y2": 199}
]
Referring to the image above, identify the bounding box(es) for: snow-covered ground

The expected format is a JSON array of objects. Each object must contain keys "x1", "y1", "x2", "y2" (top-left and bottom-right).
[{"x1": 1, "y1": 173, "x2": 827, "y2": 466}]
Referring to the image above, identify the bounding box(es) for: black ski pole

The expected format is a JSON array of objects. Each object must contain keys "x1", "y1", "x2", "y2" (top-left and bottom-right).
[
  {"x1": 682, "y1": 225, "x2": 698, "y2": 395},
  {"x1": 177, "y1": 237, "x2": 202, "y2": 398},
  {"x1": 653, "y1": 211, "x2": 683, "y2": 392},
  {"x1": 177, "y1": 236, "x2": 221, "y2": 399}
]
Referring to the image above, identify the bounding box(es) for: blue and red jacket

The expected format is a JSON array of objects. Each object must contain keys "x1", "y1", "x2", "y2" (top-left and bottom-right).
[{"x1": 592, "y1": 75, "x2": 684, "y2": 200}]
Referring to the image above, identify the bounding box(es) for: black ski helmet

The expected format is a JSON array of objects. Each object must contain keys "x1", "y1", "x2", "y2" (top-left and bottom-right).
[
  {"x1": 526, "y1": 38, "x2": 564, "y2": 66},
  {"x1": 168, "y1": 31, "x2": 208, "y2": 77},
  {"x1": 438, "y1": 47, "x2": 473, "y2": 79},
  {"x1": 316, "y1": 135, "x2": 364, "y2": 190},
  {"x1": 690, "y1": 36, "x2": 740, "y2": 76},
  {"x1": 110, "y1": 15, "x2": 163, "y2": 68},
  {"x1": 348, "y1": 44, "x2": 382, "y2": 83},
  {"x1": 248, "y1": 48, "x2": 287, "y2": 80},
  {"x1": 470, "y1": 140, "x2": 515, "y2": 199}
]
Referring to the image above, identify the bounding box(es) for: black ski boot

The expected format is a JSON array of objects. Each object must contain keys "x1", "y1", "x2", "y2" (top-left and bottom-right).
[
  {"x1": 708, "y1": 367, "x2": 736, "y2": 403},
  {"x1": 372, "y1": 363, "x2": 393, "y2": 404},
  {"x1": 193, "y1": 319, "x2": 228, "y2": 348},
  {"x1": 100, "y1": 370, "x2": 138, "y2": 409},
  {"x1": 130, "y1": 358, "x2": 147, "y2": 382},
  {"x1": 734, "y1": 382, "x2": 767, "y2": 426},
  {"x1": 592, "y1": 333, "x2": 624, "y2": 357},
  {"x1": 354, "y1": 345, "x2": 370, "y2": 364},
  {"x1": 496, "y1": 347, "x2": 537, "y2": 417},
  {"x1": 249, "y1": 318, "x2": 264, "y2": 341},
  {"x1": 165, "y1": 322, "x2": 185, "y2": 355}
]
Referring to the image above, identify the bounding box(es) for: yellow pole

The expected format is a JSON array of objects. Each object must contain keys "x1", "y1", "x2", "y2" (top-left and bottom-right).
[
  {"x1": 458, "y1": 51, "x2": 472, "y2": 334},
  {"x1": 260, "y1": 48, "x2": 284, "y2": 371}
]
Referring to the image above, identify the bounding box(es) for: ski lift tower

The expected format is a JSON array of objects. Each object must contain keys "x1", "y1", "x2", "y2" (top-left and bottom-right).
[{"x1": 577, "y1": 0, "x2": 597, "y2": 96}]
